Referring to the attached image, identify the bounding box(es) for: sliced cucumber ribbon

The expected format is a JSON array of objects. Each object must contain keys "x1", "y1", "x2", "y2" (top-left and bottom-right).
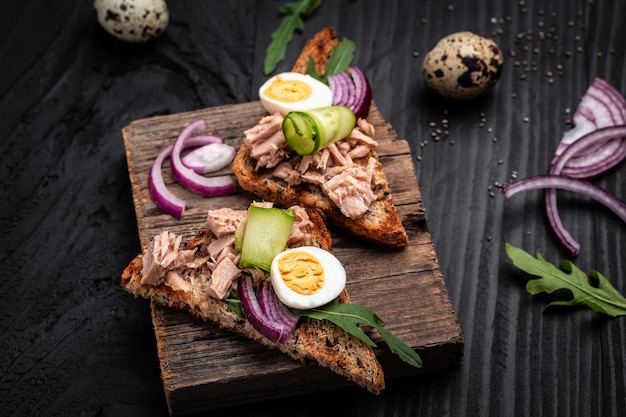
[{"x1": 282, "y1": 106, "x2": 356, "y2": 155}]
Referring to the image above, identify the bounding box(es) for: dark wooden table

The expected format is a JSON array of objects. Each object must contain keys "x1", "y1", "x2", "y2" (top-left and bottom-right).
[{"x1": 1, "y1": 1, "x2": 625, "y2": 416}]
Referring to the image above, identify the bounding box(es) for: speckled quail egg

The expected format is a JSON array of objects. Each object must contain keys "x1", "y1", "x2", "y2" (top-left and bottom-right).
[
  {"x1": 422, "y1": 31, "x2": 504, "y2": 100},
  {"x1": 259, "y1": 72, "x2": 333, "y2": 115},
  {"x1": 94, "y1": 0, "x2": 169, "y2": 43},
  {"x1": 270, "y1": 246, "x2": 346, "y2": 310}
]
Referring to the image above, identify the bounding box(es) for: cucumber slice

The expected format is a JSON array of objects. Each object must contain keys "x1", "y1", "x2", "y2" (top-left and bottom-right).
[
  {"x1": 239, "y1": 206, "x2": 295, "y2": 271},
  {"x1": 282, "y1": 105, "x2": 356, "y2": 155},
  {"x1": 282, "y1": 112, "x2": 317, "y2": 155}
]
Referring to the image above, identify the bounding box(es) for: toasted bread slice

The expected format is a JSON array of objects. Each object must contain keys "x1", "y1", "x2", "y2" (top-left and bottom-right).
[
  {"x1": 232, "y1": 143, "x2": 409, "y2": 248},
  {"x1": 233, "y1": 27, "x2": 408, "y2": 248},
  {"x1": 121, "y1": 206, "x2": 386, "y2": 395}
]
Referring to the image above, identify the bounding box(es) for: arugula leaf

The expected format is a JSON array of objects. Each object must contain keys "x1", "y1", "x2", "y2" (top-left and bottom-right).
[
  {"x1": 292, "y1": 300, "x2": 423, "y2": 368},
  {"x1": 505, "y1": 243, "x2": 626, "y2": 317},
  {"x1": 306, "y1": 37, "x2": 356, "y2": 84},
  {"x1": 264, "y1": 0, "x2": 322, "y2": 75},
  {"x1": 225, "y1": 290, "x2": 244, "y2": 319}
]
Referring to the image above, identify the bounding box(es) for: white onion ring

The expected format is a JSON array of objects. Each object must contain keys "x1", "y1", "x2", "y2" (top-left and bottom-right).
[{"x1": 182, "y1": 142, "x2": 236, "y2": 174}]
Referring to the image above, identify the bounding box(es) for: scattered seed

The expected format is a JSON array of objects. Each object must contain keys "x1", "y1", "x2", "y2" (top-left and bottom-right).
[{"x1": 522, "y1": 116, "x2": 529, "y2": 123}]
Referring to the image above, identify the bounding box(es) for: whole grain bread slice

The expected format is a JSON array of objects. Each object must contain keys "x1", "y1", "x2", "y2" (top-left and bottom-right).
[
  {"x1": 232, "y1": 143, "x2": 409, "y2": 248},
  {"x1": 232, "y1": 26, "x2": 408, "y2": 248},
  {"x1": 121, "y1": 206, "x2": 386, "y2": 395}
]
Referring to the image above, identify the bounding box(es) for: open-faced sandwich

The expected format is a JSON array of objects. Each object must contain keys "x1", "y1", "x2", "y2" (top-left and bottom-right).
[
  {"x1": 122, "y1": 26, "x2": 421, "y2": 396},
  {"x1": 232, "y1": 27, "x2": 409, "y2": 248},
  {"x1": 121, "y1": 202, "x2": 421, "y2": 395}
]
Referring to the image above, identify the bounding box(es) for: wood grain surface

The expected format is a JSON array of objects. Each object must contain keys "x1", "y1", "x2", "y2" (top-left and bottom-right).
[{"x1": 122, "y1": 101, "x2": 463, "y2": 414}]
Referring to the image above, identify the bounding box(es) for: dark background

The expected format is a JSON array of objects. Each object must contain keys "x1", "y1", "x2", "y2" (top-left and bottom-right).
[{"x1": 1, "y1": 1, "x2": 625, "y2": 416}]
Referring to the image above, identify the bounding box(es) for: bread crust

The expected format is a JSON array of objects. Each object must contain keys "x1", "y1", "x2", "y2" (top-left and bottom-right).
[
  {"x1": 232, "y1": 142, "x2": 409, "y2": 248},
  {"x1": 121, "y1": 207, "x2": 386, "y2": 395},
  {"x1": 237, "y1": 26, "x2": 408, "y2": 248},
  {"x1": 291, "y1": 26, "x2": 339, "y2": 74}
]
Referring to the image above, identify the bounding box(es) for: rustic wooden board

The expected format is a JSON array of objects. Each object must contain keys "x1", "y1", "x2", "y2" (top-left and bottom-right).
[{"x1": 122, "y1": 101, "x2": 464, "y2": 416}]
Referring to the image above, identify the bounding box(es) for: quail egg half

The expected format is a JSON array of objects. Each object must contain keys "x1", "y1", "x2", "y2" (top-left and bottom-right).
[
  {"x1": 270, "y1": 246, "x2": 346, "y2": 310},
  {"x1": 422, "y1": 31, "x2": 504, "y2": 100},
  {"x1": 259, "y1": 72, "x2": 333, "y2": 115},
  {"x1": 94, "y1": 0, "x2": 169, "y2": 43}
]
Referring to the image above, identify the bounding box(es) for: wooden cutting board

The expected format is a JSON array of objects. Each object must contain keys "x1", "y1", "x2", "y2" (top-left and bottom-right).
[{"x1": 122, "y1": 101, "x2": 464, "y2": 416}]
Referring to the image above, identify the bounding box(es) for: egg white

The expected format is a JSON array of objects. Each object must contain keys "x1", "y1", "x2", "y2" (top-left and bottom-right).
[
  {"x1": 270, "y1": 246, "x2": 346, "y2": 309},
  {"x1": 259, "y1": 72, "x2": 333, "y2": 115}
]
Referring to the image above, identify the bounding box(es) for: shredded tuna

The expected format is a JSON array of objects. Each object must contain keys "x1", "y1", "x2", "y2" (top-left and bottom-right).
[
  {"x1": 208, "y1": 234, "x2": 236, "y2": 261},
  {"x1": 298, "y1": 155, "x2": 313, "y2": 173},
  {"x1": 165, "y1": 270, "x2": 193, "y2": 293},
  {"x1": 315, "y1": 148, "x2": 331, "y2": 171},
  {"x1": 348, "y1": 144, "x2": 372, "y2": 159},
  {"x1": 300, "y1": 170, "x2": 325, "y2": 184},
  {"x1": 207, "y1": 257, "x2": 241, "y2": 299},
  {"x1": 322, "y1": 157, "x2": 377, "y2": 219},
  {"x1": 140, "y1": 231, "x2": 197, "y2": 286},
  {"x1": 249, "y1": 130, "x2": 287, "y2": 159},
  {"x1": 244, "y1": 113, "x2": 381, "y2": 219},
  {"x1": 327, "y1": 142, "x2": 351, "y2": 166},
  {"x1": 243, "y1": 112, "x2": 283, "y2": 146},
  {"x1": 207, "y1": 208, "x2": 247, "y2": 237},
  {"x1": 287, "y1": 205, "x2": 315, "y2": 246},
  {"x1": 357, "y1": 118, "x2": 376, "y2": 136}
]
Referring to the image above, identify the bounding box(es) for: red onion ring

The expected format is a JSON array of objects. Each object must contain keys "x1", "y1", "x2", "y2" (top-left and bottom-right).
[
  {"x1": 238, "y1": 274, "x2": 296, "y2": 345},
  {"x1": 541, "y1": 78, "x2": 626, "y2": 257},
  {"x1": 149, "y1": 135, "x2": 227, "y2": 219},
  {"x1": 503, "y1": 175, "x2": 626, "y2": 227},
  {"x1": 328, "y1": 67, "x2": 373, "y2": 120},
  {"x1": 169, "y1": 119, "x2": 236, "y2": 197},
  {"x1": 552, "y1": 78, "x2": 626, "y2": 166},
  {"x1": 257, "y1": 280, "x2": 299, "y2": 330},
  {"x1": 349, "y1": 67, "x2": 372, "y2": 120}
]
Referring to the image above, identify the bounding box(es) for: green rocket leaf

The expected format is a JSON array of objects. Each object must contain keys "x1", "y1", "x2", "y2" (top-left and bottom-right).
[
  {"x1": 506, "y1": 243, "x2": 626, "y2": 317},
  {"x1": 264, "y1": 0, "x2": 322, "y2": 75},
  {"x1": 292, "y1": 300, "x2": 423, "y2": 368}
]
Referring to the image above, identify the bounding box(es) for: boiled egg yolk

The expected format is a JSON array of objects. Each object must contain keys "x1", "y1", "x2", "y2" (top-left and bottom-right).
[
  {"x1": 270, "y1": 246, "x2": 346, "y2": 309},
  {"x1": 259, "y1": 72, "x2": 333, "y2": 115}
]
